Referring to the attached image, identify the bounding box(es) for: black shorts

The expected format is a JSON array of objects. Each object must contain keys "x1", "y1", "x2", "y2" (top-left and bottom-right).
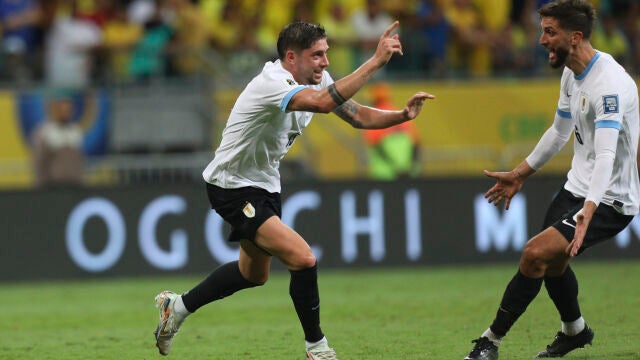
[
  {"x1": 543, "y1": 187, "x2": 634, "y2": 255},
  {"x1": 206, "y1": 182, "x2": 281, "y2": 242}
]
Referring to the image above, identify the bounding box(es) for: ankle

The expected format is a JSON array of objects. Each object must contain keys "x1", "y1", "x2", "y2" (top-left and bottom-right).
[
  {"x1": 173, "y1": 295, "x2": 191, "y2": 318},
  {"x1": 306, "y1": 336, "x2": 328, "y2": 350},
  {"x1": 562, "y1": 317, "x2": 585, "y2": 336},
  {"x1": 482, "y1": 328, "x2": 503, "y2": 346}
]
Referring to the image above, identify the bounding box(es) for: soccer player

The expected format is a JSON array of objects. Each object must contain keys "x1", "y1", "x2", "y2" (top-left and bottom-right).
[
  {"x1": 464, "y1": 1, "x2": 639, "y2": 360},
  {"x1": 153, "y1": 21, "x2": 434, "y2": 360}
]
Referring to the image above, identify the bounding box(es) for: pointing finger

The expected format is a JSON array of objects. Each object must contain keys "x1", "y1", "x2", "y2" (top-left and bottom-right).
[{"x1": 382, "y1": 21, "x2": 399, "y2": 38}]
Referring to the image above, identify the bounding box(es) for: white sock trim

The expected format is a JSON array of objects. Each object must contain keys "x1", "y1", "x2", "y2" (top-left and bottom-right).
[
  {"x1": 173, "y1": 295, "x2": 191, "y2": 318},
  {"x1": 306, "y1": 336, "x2": 328, "y2": 350},
  {"x1": 482, "y1": 328, "x2": 503, "y2": 346},
  {"x1": 562, "y1": 317, "x2": 585, "y2": 336}
]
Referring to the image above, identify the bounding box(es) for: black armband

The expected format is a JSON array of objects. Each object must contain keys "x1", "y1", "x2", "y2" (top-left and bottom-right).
[{"x1": 327, "y1": 83, "x2": 348, "y2": 106}]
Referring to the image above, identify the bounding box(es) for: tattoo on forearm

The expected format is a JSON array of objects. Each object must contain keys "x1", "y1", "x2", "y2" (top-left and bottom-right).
[
  {"x1": 334, "y1": 100, "x2": 363, "y2": 128},
  {"x1": 361, "y1": 68, "x2": 374, "y2": 80},
  {"x1": 327, "y1": 83, "x2": 347, "y2": 106}
]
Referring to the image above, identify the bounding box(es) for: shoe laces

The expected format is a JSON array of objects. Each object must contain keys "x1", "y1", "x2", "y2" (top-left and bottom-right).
[
  {"x1": 546, "y1": 331, "x2": 567, "y2": 349},
  {"x1": 469, "y1": 337, "x2": 495, "y2": 356},
  {"x1": 163, "y1": 311, "x2": 183, "y2": 335},
  {"x1": 307, "y1": 347, "x2": 338, "y2": 360},
  {"x1": 158, "y1": 295, "x2": 184, "y2": 337}
]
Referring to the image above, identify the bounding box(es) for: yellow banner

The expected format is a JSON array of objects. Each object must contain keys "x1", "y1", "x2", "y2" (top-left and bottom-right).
[
  {"x1": 265, "y1": 79, "x2": 565, "y2": 178},
  {"x1": 0, "y1": 91, "x2": 32, "y2": 186}
]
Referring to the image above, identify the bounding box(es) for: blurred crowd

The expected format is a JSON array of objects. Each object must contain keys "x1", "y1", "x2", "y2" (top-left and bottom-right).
[{"x1": 1, "y1": 0, "x2": 639, "y2": 89}]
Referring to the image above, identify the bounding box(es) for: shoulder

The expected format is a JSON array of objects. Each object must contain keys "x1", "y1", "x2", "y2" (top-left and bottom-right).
[
  {"x1": 260, "y1": 60, "x2": 296, "y2": 83},
  {"x1": 593, "y1": 52, "x2": 629, "y2": 79},
  {"x1": 251, "y1": 60, "x2": 305, "y2": 91},
  {"x1": 593, "y1": 53, "x2": 635, "y2": 91}
]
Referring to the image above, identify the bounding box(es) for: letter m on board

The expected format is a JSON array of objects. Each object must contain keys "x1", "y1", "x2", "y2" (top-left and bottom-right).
[{"x1": 474, "y1": 194, "x2": 528, "y2": 253}]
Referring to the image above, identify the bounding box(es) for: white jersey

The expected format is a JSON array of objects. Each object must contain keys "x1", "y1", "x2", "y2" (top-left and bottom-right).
[
  {"x1": 558, "y1": 51, "x2": 640, "y2": 215},
  {"x1": 203, "y1": 60, "x2": 334, "y2": 193}
]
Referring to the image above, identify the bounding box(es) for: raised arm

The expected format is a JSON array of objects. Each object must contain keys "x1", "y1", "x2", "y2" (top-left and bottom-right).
[{"x1": 288, "y1": 21, "x2": 406, "y2": 113}]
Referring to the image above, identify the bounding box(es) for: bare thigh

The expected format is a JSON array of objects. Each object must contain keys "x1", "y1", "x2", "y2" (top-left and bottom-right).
[
  {"x1": 254, "y1": 216, "x2": 316, "y2": 271},
  {"x1": 519, "y1": 226, "x2": 571, "y2": 278},
  {"x1": 237, "y1": 216, "x2": 316, "y2": 282}
]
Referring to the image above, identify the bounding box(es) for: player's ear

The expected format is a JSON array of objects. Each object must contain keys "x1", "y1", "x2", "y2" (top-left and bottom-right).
[
  {"x1": 285, "y1": 49, "x2": 297, "y2": 64},
  {"x1": 570, "y1": 31, "x2": 583, "y2": 45}
]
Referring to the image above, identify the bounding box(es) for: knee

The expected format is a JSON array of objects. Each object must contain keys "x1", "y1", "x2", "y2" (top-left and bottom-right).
[
  {"x1": 520, "y1": 243, "x2": 548, "y2": 275},
  {"x1": 289, "y1": 253, "x2": 317, "y2": 271}
]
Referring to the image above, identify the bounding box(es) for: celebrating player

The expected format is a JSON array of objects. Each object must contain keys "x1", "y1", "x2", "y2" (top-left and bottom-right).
[
  {"x1": 464, "y1": 1, "x2": 639, "y2": 359},
  {"x1": 152, "y1": 20, "x2": 434, "y2": 360}
]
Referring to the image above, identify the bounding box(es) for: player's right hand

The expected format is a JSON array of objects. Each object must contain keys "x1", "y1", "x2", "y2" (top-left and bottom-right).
[{"x1": 483, "y1": 170, "x2": 523, "y2": 210}]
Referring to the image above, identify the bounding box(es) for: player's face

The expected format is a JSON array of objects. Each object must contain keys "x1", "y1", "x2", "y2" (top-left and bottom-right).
[
  {"x1": 292, "y1": 38, "x2": 329, "y2": 85},
  {"x1": 539, "y1": 17, "x2": 571, "y2": 69}
]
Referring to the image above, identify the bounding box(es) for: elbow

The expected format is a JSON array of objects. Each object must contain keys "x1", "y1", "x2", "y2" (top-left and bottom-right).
[
  {"x1": 319, "y1": 96, "x2": 340, "y2": 113},
  {"x1": 308, "y1": 98, "x2": 338, "y2": 114},
  {"x1": 317, "y1": 104, "x2": 335, "y2": 114}
]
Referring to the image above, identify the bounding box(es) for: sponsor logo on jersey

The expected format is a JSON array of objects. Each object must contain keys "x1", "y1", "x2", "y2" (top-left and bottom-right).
[
  {"x1": 603, "y1": 95, "x2": 619, "y2": 114},
  {"x1": 285, "y1": 79, "x2": 296, "y2": 86}
]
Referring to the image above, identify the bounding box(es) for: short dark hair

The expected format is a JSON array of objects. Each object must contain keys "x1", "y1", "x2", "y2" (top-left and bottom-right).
[
  {"x1": 276, "y1": 22, "x2": 327, "y2": 59},
  {"x1": 539, "y1": 0, "x2": 596, "y2": 38}
]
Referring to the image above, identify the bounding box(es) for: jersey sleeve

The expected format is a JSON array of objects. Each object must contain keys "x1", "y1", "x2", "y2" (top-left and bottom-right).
[
  {"x1": 255, "y1": 66, "x2": 307, "y2": 112},
  {"x1": 592, "y1": 68, "x2": 624, "y2": 130},
  {"x1": 556, "y1": 68, "x2": 572, "y2": 113},
  {"x1": 279, "y1": 70, "x2": 334, "y2": 111},
  {"x1": 594, "y1": 93, "x2": 623, "y2": 130},
  {"x1": 525, "y1": 71, "x2": 575, "y2": 170}
]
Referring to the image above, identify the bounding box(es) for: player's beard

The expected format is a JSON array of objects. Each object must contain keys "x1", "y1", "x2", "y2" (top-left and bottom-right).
[{"x1": 549, "y1": 47, "x2": 569, "y2": 69}]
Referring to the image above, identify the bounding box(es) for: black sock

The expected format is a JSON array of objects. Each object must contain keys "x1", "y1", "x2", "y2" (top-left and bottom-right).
[
  {"x1": 544, "y1": 266, "x2": 581, "y2": 322},
  {"x1": 490, "y1": 270, "x2": 543, "y2": 336},
  {"x1": 181, "y1": 260, "x2": 260, "y2": 313},
  {"x1": 290, "y1": 263, "x2": 324, "y2": 342}
]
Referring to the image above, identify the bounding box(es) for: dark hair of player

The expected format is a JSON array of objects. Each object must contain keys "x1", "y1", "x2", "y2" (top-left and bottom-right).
[
  {"x1": 538, "y1": 0, "x2": 597, "y2": 39},
  {"x1": 276, "y1": 22, "x2": 328, "y2": 60}
]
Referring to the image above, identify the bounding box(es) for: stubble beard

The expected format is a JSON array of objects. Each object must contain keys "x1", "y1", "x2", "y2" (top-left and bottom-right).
[{"x1": 550, "y1": 47, "x2": 569, "y2": 69}]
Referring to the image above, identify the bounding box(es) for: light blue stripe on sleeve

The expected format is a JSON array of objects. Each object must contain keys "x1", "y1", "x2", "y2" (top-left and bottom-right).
[
  {"x1": 595, "y1": 120, "x2": 621, "y2": 130},
  {"x1": 280, "y1": 86, "x2": 308, "y2": 111},
  {"x1": 556, "y1": 108, "x2": 572, "y2": 118}
]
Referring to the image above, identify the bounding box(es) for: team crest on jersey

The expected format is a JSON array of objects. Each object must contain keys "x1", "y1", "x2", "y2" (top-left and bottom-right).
[
  {"x1": 580, "y1": 93, "x2": 589, "y2": 114},
  {"x1": 242, "y1": 202, "x2": 256, "y2": 218},
  {"x1": 603, "y1": 95, "x2": 619, "y2": 114},
  {"x1": 285, "y1": 78, "x2": 296, "y2": 86}
]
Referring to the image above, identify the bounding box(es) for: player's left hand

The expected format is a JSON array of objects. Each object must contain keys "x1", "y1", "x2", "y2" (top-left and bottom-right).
[
  {"x1": 566, "y1": 202, "x2": 596, "y2": 257},
  {"x1": 403, "y1": 92, "x2": 435, "y2": 120}
]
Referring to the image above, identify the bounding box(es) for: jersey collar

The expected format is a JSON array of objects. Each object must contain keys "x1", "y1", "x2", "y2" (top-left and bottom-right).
[{"x1": 574, "y1": 51, "x2": 600, "y2": 80}]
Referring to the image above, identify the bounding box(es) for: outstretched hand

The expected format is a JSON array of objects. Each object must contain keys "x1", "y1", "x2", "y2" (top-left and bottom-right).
[
  {"x1": 375, "y1": 21, "x2": 403, "y2": 66},
  {"x1": 403, "y1": 92, "x2": 435, "y2": 120},
  {"x1": 483, "y1": 170, "x2": 524, "y2": 210}
]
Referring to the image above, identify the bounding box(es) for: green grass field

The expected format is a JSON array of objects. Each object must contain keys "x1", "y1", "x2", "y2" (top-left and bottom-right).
[{"x1": 3, "y1": 260, "x2": 640, "y2": 360}]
